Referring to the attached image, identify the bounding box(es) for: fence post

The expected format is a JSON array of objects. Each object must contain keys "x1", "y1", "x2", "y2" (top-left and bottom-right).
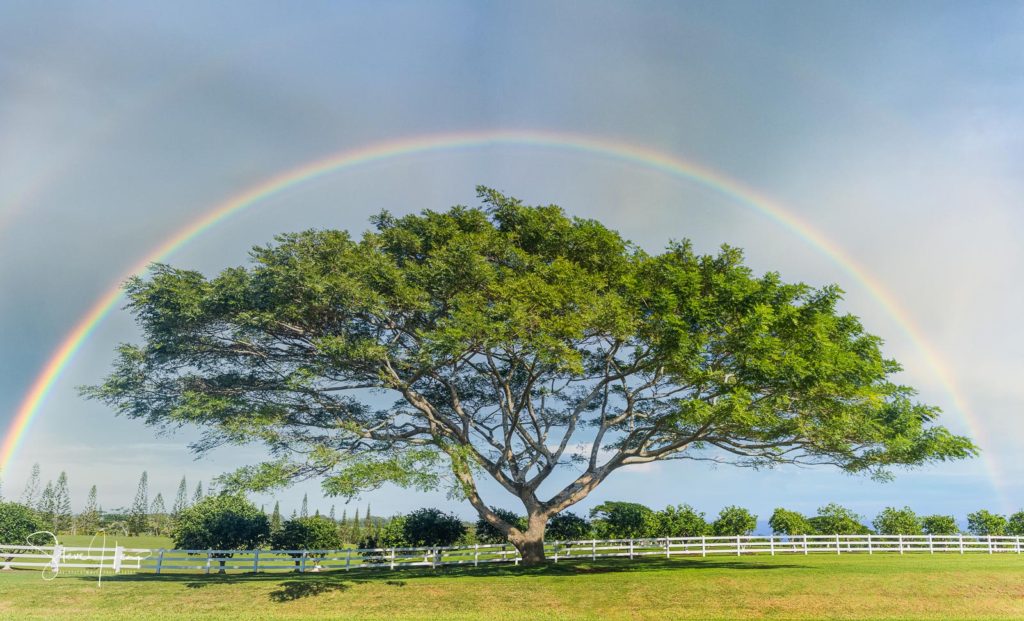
[
  {"x1": 989, "y1": 537, "x2": 994, "y2": 555},
  {"x1": 252, "y1": 549, "x2": 259, "y2": 573},
  {"x1": 475, "y1": 543, "x2": 479, "y2": 567},
  {"x1": 770, "y1": 537, "x2": 775, "y2": 557},
  {"x1": 390, "y1": 547, "x2": 396, "y2": 570},
  {"x1": 110, "y1": 545, "x2": 123, "y2": 574},
  {"x1": 628, "y1": 539, "x2": 634, "y2": 560},
  {"x1": 959, "y1": 534, "x2": 964, "y2": 555},
  {"x1": 899, "y1": 534, "x2": 904, "y2": 555},
  {"x1": 155, "y1": 549, "x2": 165, "y2": 575},
  {"x1": 345, "y1": 548, "x2": 351, "y2": 571},
  {"x1": 300, "y1": 551, "x2": 307, "y2": 573},
  {"x1": 592, "y1": 539, "x2": 596, "y2": 560},
  {"x1": 867, "y1": 534, "x2": 872, "y2": 555},
  {"x1": 702, "y1": 536, "x2": 707, "y2": 558},
  {"x1": 205, "y1": 550, "x2": 212, "y2": 575},
  {"x1": 1017, "y1": 537, "x2": 1021, "y2": 555},
  {"x1": 835, "y1": 534, "x2": 840, "y2": 555},
  {"x1": 554, "y1": 542, "x2": 559, "y2": 563},
  {"x1": 666, "y1": 538, "x2": 671, "y2": 559},
  {"x1": 49, "y1": 544, "x2": 63, "y2": 574},
  {"x1": 928, "y1": 535, "x2": 934, "y2": 555}
]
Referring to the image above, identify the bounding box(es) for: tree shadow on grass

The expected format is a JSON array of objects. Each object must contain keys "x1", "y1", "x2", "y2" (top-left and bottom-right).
[
  {"x1": 82, "y1": 556, "x2": 808, "y2": 600},
  {"x1": 268, "y1": 579, "x2": 352, "y2": 602}
]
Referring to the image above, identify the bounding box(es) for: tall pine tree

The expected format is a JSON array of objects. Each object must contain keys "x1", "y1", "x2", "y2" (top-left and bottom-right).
[
  {"x1": 192, "y1": 481, "x2": 203, "y2": 505},
  {"x1": 300, "y1": 493, "x2": 308, "y2": 518},
  {"x1": 339, "y1": 509, "x2": 349, "y2": 542},
  {"x1": 38, "y1": 481, "x2": 56, "y2": 532},
  {"x1": 78, "y1": 485, "x2": 100, "y2": 533},
  {"x1": 150, "y1": 493, "x2": 167, "y2": 535},
  {"x1": 270, "y1": 501, "x2": 282, "y2": 532},
  {"x1": 53, "y1": 472, "x2": 72, "y2": 533},
  {"x1": 127, "y1": 471, "x2": 149, "y2": 535},
  {"x1": 172, "y1": 476, "x2": 188, "y2": 517},
  {"x1": 21, "y1": 463, "x2": 41, "y2": 507}
]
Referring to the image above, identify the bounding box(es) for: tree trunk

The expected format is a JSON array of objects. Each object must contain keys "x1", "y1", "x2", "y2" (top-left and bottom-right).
[{"x1": 510, "y1": 514, "x2": 548, "y2": 566}]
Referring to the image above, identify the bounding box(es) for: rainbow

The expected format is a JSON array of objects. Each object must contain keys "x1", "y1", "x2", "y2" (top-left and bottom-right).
[{"x1": 0, "y1": 129, "x2": 1000, "y2": 502}]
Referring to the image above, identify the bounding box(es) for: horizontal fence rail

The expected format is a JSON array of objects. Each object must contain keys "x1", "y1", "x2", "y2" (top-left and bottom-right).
[
  {"x1": 0, "y1": 544, "x2": 150, "y2": 573},
  {"x1": 2, "y1": 534, "x2": 1021, "y2": 575}
]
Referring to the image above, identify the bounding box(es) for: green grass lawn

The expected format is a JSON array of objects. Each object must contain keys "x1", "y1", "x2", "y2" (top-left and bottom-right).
[{"x1": 3, "y1": 554, "x2": 1024, "y2": 620}]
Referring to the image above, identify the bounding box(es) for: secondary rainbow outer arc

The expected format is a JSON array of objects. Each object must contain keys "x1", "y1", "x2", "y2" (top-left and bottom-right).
[{"x1": 0, "y1": 129, "x2": 998, "y2": 499}]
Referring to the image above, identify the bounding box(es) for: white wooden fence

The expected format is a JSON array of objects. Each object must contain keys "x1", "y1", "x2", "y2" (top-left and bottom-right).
[
  {"x1": 2, "y1": 534, "x2": 1021, "y2": 575},
  {"x1": 0, "y1": 544, "x2": 150, "y2": 573}
]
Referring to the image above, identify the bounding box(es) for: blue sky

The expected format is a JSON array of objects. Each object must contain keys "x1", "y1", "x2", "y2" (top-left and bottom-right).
[{"x1": 2, "y1": 1, "x2": 1023, "y2": 528}]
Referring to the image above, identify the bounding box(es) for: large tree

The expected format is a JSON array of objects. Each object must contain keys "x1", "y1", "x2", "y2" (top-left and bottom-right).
[
  {"x1": 171, "y1": 494, "x2": 269, "y2": 572},
  {"x1": 85, "y1": 188, "x2": 975, "y2": 564}
]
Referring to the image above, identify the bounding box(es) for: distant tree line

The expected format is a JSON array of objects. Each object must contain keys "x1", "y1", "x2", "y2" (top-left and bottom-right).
[
  {"x1": 4, "y1": 465, "x2": 1024, "y2": 550},
  {"x1": 0, "y1": 464, "x2": 382, "y2": 545},
  {"x1": 0, "y1": 463, "x2": 212, "y2": 537}
]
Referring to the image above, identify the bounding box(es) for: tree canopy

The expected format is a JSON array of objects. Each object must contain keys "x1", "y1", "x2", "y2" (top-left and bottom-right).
[
  {"x1": 171, "y1": 495, "x2": 269, "y2": 570},
  {"x1": 872, "y1": 506, "x2": 923, "y2": 535},
  {"x1": 655, "y1": 504, "x2": 710, "y2": 538},
  {"x1": 271, "y1": 515, "x2": 343, "y2": 553},
  {"x1": 271, "y1": 515, "x2": 342, "y2": 569},
  {"x1": 402, "y1": 508, "x2": 466, "y2": 547},
  {"x1": 711, "y1": 505, "x2": 757, "y2": 536},
  {"x1": 967, "y1": 510, "x2": 1007, "y2": 536},
  {"x1": 590, "y1": 501, "x2": 658, "y2": 539},
  {"x1": 920, "y1": 514, "x2": 959, "y2": 536},
  {"x1": 0, "y1": 502, "x2": 42, "y2": 546},
  {"x1": 85, "y1": 188, "x2": 976, "y2": 563},
  {"x1": 808, "y1": 503, "x2": 871, "y2": 535},
  {"x1": 769, "y1": 508, "x2": 814, "y2": 536}
]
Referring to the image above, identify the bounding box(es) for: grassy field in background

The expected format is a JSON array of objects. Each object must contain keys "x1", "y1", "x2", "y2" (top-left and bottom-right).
[
  {"x1": 3, "y1": 554, "x2": 1024, "y2": 620},
  {"x1": 56, "y1": 534, "x2": 174, "y2": 549}
]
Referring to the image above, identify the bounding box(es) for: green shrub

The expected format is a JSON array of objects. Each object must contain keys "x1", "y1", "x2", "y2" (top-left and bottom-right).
[
  {"x1": 920, "y1": 514, "x2": 959, "y2": 535},
  {"x1": 809, "y1": 503, "x2": 870, "y2": 535},
  {"x1": 547, "y1": 512, "x2": 591, "y2": 541},
  {"x1": 402, "y1": 508, "x2": 466, "y2": 547},
  {"x1": 171, "y1": 495, "x2": 269, "y2": 572},
  {"x1": 655, "y1": 504, "x2": 710, "y2": 537},
  {"x1": 0, "y1": 502, "x2": 42, "y2": 545},
  {"x1": 1006, "y1": 511, "x2": 1024, "y2": 536},
  {"x1": 967, "y1": 510, "x2": 1007, "y2": 536},
  {"x1": 357, "y1": 516, "x2": 408, "y2": 562},
  {"x1": 590, "y1": 502, "x2": 657, "y2": 539},
  {"x1": 711, "y1": 506, "x2": 757, "y2": 536},
  {"x1": 271, "y1": 516, "x2": 343, "y2": 570},
  {"x1": 872, "y1": 507, "x2": 922, "y2": 535},
  {"x1": 769, "y1": 508, "x2": 814, "y2": 536}
]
